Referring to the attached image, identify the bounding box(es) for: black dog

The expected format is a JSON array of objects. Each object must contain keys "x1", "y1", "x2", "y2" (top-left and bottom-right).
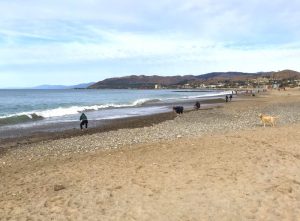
[
  {"x1": 173, "y1": 106, "x2": 184, "y2": 114},
  {"x1": 194, "y1": 101, "x2": 200, "y2": 110}
]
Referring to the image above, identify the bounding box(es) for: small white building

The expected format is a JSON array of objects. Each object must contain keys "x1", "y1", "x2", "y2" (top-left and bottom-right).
[
  {"x1": 182, "y1": 83, "x2": 192, "y2": 89},
  {"x1": 208, "y1": 84, "x2": 217, "y2": 88},
  {"x1": 154, "y1": 84, "x2": 161, "y2": 89}
]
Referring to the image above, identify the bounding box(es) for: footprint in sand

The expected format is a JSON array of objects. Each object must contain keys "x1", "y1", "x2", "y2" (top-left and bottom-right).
[
  {"x1": 293, "y1": 154, "x2": 300, "y2": 160},
  {"x1": 44, "y1": 196, "x2": 66, "y2": 208}
]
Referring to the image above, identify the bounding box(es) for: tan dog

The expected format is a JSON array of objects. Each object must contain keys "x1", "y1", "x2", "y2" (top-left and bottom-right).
[{"x1": 258, "y1": 114, "x2": 279, "y2": 127}]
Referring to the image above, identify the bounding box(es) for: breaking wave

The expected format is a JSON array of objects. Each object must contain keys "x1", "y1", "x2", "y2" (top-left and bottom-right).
[
  {"x1": 182, "y1": 91, "x2": 230, "y2": 99},
  {"x1": 0, "y1": 90, "x2": 229, "y2": 126},
  {"x1": 0, "y1": 114, "x2": 44, "y2": 126},
  {"x1": 0, "y1": 98, "x2": 161, "y2": 125}
]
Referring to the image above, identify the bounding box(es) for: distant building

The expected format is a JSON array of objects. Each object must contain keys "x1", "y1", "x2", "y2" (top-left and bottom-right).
[
  {"x1": 260, "y1": 85, "x2": 269, "y2": 89},
  {"x1": 154, "y1": 84, "x2": 161, "y2": 89},
  {"x1": 182, "y1": 83, "x2": 192, "y2": 89},
  {"x1": 208, "y1": 84, "x2": 217, "y2": 88},
  {"x1": 252, "y1": 77, "x2": 269, "y2": 84}
]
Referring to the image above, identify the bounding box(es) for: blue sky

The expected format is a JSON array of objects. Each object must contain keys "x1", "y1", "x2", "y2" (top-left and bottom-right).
[{"x1": 0, "y1": 0, "x2": 300, "y2": 88}]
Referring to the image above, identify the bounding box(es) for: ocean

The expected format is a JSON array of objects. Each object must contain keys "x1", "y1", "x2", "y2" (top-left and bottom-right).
[{"x1": 0, "y1": 89, "x2": 230, "y2": 136}]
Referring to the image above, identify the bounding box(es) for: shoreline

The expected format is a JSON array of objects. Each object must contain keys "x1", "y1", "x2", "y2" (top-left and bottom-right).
[
  {"x1": 0, "y1": 112, "x2": 176, "y2": 151},
  {"x1": 0, "y1": 98, "x2": 225, "y2": 150},
  {"x1": 1, "y1": 89, "x2": 292, "y2": 160},
  {"x1": 1, "y1": 88, "x2": 300, "y2": 220},
  {"x1": 0, "y1": 90, "x2": 230, "y2": 128}
]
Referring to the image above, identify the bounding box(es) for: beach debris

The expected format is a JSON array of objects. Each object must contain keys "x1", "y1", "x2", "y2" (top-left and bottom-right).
[
  {"x1": 177, "y1": 135, "x2": 182, "y2": 138},
  {"x1": 54, "y1": 184, "x2": 66, "y2": 191},
  {"x1": 2, "y1": 161, "x2": 5, "y2": 165}
]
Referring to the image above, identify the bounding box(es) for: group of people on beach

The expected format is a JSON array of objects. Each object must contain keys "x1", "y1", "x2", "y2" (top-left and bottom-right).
[
  {"x1": 225, "y1": 94, "x2": 233, "y2": 102},
  {"x1": 81, "y1": 100, "x2": 202, "y2": 130},
  {"x1": 79, "y1": 94, "x2": 234, "y2": 130}
]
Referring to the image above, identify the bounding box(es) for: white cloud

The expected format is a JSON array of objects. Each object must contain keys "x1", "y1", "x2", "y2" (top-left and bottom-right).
[
  {"x1": 0, "y1": 0, "x2": 300, "y2": 87},
  {"x1": 1, "y1": 28, "x2": 300, "y2": 72},
  {"x1": 0, "y1": 28, "x2": 217, "y2": 65}
]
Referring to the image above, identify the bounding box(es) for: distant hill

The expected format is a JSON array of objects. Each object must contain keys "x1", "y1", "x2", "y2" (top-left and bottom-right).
[
  {"x1": 70, "y1": 82, "x2": 96, "y2": 89},
  {"x1": 31, "y1": 85, "x2": 70, "y2": 89},
  {"x1": 195, "y1": 72, "x2": 256, "y2": 83},
  {"x1": 261, "y1": 70, "x2": 300, "y2": 80},
  {"x1": 88, "y1": 70, "x2": 300, "y2": 89},
  {"x1": 31, "y1": 82, "x2": 95, "y2": 89},
  {"x1": 88, "y1": 75, "x2": 198, "y2": 89},
  {"x1": 195, "y1": 70, "x2": 300, "y2": 82}
]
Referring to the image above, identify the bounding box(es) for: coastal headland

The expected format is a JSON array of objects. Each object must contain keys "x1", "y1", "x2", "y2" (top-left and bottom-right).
[{"x1": 1, "y1": 88, "x2": 300, "y2": 220}]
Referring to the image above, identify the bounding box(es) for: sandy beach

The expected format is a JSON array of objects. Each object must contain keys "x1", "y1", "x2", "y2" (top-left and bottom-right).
[{"x1": 1, "y1": 88, "x2": 300, "y2": 220}]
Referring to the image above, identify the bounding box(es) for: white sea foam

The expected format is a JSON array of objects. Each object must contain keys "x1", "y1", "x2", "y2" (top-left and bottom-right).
[
  {"x1": 0, "y1": 91, "x2": 230, "y2": 121},
  {"x1": 183, "y1": 91, "x2": 230, "y2": 99},
  {"x1": 0, "y1": 98, "x2": 161, "y2": 120}
]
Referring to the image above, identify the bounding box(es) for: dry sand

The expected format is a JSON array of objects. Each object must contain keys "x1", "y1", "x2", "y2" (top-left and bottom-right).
[{"x1": 1, "y1": 88, "x2": 300, "y2": 221}]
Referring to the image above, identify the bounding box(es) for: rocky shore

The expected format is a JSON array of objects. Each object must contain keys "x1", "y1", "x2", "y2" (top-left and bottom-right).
[
  {"x1": 1, "y1": 89, "x2": 300, "y2": 162},
  {"x1": 1, "y1": 88, "x2": 300, "y2": 220}
]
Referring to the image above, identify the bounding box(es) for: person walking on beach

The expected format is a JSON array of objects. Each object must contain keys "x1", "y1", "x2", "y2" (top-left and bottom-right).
[
  {"x1": 195, "y1": 101, "x2": 201, "y2": 110},
  {"x1": 225, "y1": 95, "x2": 229, "y2": 102},
  {"x1": 229, "y1": 94, "x2": 232, "y2": 101},
  {"x1": 80, "y1": 113, "x2": 88, "y2": 130}
]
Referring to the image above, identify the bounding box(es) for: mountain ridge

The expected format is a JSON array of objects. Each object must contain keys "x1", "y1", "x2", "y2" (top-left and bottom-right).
[
  {"x1": 30, "y1": 82, "x2": 95, "y2": 89},
  {"x1": 89, "y1": 70, "x2": 300, "y2": 89}
]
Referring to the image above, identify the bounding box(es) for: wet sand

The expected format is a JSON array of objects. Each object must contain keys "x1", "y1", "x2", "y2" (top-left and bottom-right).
[
  {"x1": 0, "y1": 98, "x2": 225, "y2": 150},
  {"x1": 1, "y1": 88, "x2": 300, "y2": 220},
  {"x1": 0, "y1": 112, "x2": 176, "y2": 151}
]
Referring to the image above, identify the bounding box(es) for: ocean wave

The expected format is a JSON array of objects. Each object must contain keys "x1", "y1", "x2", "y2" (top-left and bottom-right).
[
  {"x1": 0, "y1": 91, "x2": 229, "y2": 126},
  {"x1": 0, "y1": 114, "x2": 44, "y2": 126},
  {"x1": 131, "y1": 98, "x2": 161, "y2": 106},
  {"x1": 0, "y1": 98, "x2": 161, "y2": 124},
  {"x1": 182, "y1": 91, "x2": 230, "y2": 99}
]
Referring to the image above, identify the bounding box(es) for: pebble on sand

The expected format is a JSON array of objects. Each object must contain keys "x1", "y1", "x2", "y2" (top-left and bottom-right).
[{"x1": 54, "y1": 184, "x2": 66, "y2": 191}]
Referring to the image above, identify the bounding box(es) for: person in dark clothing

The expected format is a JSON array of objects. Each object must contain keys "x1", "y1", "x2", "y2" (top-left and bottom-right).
[
  {"x1": 194, "y1": 101, "x2": 200, "y2": 110},
  {"x1": 80, "y1": 113, "x2": 88, "y2": 130},
  {"x1": 229, "y1": 94, "x2": 232, "y2": 101},
  {"x1": 225, "y1": 95, "x2": 229, "y2": 102}
]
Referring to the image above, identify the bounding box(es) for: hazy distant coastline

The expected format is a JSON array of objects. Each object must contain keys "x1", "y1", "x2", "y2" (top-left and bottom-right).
[{"x1": 4, "y1": 69, "x2": 298, "y2": 90}]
